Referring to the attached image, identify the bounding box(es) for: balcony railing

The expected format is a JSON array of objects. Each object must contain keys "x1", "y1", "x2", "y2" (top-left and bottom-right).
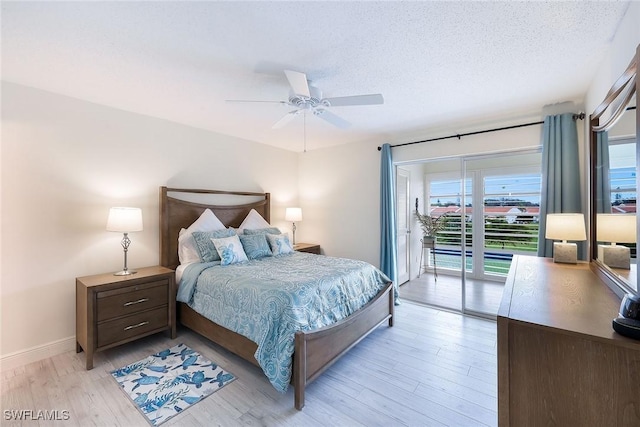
[{"x1": 426, "y1": 214, "x2": 539, "y2": 276}]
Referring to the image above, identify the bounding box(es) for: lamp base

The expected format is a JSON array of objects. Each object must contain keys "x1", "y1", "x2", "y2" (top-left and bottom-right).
[
  {"x1": 553, "y1": 242, "x2": 577, "y2": 264},
  {"x1": 598, "y1": 244, "x2": 631, "y2": 269},
  {"x1": 113, "y1": 269, "x2": 137, "y2": 276}
]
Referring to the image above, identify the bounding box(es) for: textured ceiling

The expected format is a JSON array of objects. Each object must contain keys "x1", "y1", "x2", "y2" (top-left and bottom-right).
[{"x1": 1, "y1": 1, "x2": 630, "y2": 152}]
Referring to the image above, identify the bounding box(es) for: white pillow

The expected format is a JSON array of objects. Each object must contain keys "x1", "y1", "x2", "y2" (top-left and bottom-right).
[
  {"x1": 266, "y1": 233, "x2": 294, "y2": 255},
  {"x1": 238, "y1": 209, "x2": 270, "y2": 232},
  {"x1": 178, "y1": 209, "x2": 226, "y2": 265},
  {"x1": 211, "y1": 235, "x2": 248, "y2": 266},
  {"x1": 177, "y1": 228, "x2": 200, "y2": 265}
]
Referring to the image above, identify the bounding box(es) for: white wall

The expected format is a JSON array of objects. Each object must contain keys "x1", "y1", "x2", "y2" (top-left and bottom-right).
[
  {"x1": 0, "y1": 82, "x2": 298, "y2": 366},
  {"x1": 392, "y1": 119, "x2": 543, "y2": 164},
  {"x1": 297, "y1": 138, "x2": 384, "y2": 266},
  {"x1": 585, "y1": 2, "x2": 640, "y2": 117}
]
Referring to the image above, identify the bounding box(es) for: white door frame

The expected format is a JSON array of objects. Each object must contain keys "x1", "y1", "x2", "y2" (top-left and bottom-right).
[{"x1": 396, "y1": 168, "x2": 411, "y2": 285}]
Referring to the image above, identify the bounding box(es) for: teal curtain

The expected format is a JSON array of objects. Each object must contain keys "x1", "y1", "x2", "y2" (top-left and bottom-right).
[
  {"x1": 596, "y1": 131, "x2": 612, "y2": 213},
  {"x1": 380, "y1": 143, "x2": 399, "y2": 304},
  {"x1": 537, "y1": 113, "x2": 584, "y2": 258}
]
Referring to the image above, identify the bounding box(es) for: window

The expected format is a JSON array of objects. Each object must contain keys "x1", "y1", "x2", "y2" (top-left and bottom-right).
[
  {"x1": 482, "y1": 173, "x2": 541, "y2": 275},
  {"x1": 427, "y1": 176, "x2": 472, "y2": 271},
  {"x1": 426, "y1": 168, "x2": 542, "y2": 278},
  {"x1": 609, "y1": 140, "x2": 636, "y2": 213}
]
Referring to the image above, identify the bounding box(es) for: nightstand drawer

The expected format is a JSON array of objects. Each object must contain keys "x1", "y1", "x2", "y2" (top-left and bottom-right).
[
  {"x1": 96, "y1": 280, "x2": 168, "y2": 322},
  {"x1": 97, "y1": 306, "x2": 168, "y2": 348}
]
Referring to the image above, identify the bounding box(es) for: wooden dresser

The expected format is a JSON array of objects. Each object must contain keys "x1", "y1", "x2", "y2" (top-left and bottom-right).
[{"x1": 498, "y1": 255, "x2": 640, "y2": 427}]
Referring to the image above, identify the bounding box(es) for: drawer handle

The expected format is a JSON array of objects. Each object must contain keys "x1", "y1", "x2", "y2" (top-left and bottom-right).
[
  {"x1": 123, "y1": 298, "x2": 149, "y2": 307},
  {"x1": 123, "y1": 321, "x2": 149, "y2": 331}
]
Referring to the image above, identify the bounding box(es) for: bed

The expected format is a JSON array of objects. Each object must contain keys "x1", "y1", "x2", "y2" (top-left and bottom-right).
[{"x1": 159, "y1": 186, "x2": 394, "y2": 410}]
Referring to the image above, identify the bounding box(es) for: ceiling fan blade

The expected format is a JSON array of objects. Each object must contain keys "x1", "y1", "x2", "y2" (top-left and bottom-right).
[
  {"x1": 313, "y1": 109, "x2": 350, "y2": 129},
  {"x1": 323, "y1": 94, "x2": 384, "y2": 107},
  {"x1": 284, "y1": 70, "x2": 311, "y2": 98},
  {"x1": 272, "y1": 110, "x2": 300, "y2": 129}
]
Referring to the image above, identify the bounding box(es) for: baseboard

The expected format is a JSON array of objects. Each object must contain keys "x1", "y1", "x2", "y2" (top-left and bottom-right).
[{"x1": 1, "y1": 336, "x2": 76, "y2": 372}]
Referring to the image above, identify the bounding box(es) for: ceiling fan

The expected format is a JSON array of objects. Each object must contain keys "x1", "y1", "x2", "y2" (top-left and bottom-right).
[{"x1": 226, "y1": 70, "x2": 384, "y2": 129}]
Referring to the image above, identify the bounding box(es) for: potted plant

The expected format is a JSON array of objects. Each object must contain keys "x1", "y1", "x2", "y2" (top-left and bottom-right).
[{"x1": 415, "y1": 210, "x2": 448, "y2": 244}]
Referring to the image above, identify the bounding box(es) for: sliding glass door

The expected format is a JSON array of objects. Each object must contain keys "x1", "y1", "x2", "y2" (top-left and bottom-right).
[
  {"x1": 462, "y1": 150, "x2": 541, "y2": 316},
  {"x1": 398, "y1": 149, "x2": 541, "y2": 317}
]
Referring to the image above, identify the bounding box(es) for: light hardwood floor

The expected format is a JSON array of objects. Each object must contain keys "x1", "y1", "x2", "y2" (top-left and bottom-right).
[
  {"x1": 1, "y1": 302, "x2": 497, "y2": 426},
  {"x1": 400, "y1": 273, "x2": 505, "y2": 316}
]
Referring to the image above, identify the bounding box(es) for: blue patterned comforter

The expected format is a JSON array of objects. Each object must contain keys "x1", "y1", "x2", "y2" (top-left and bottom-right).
[{"x1": 177, "y1": 252, "x2": 391, "y2": 392}]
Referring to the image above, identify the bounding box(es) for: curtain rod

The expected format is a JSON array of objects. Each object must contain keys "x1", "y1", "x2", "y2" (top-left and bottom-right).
[{"x1": 377, "y1": 112, "x2": 586, "y2": 151}]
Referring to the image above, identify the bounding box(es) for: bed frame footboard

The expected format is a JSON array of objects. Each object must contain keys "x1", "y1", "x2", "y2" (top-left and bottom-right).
[
  {"x1": 293, "y1": 281, "x2": 394, "y2": 409},
  {"x1": 177, "y1": 281, "x2": 394, "y2": 410}
]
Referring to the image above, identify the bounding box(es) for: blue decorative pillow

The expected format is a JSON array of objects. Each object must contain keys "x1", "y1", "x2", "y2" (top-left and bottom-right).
[
  {"x1": 239, "y1": 234, "x2": 272, "y2": 259},
  {"x1": 210, "y1": 235, "x2": 248, "y2": 266},
  {"x1": 243, "y1": 227, "x2": 281, "y2": 235},
  {"x1": 266, "y1": 233, "x2": 294, "y2": 256},
  {"x1": 192, "y1": 229, "x2": 236, "y2": 262}
]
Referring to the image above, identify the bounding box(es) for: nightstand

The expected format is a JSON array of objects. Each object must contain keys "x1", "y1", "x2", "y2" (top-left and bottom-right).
[
  {"x1": 294, "y1": 243, "x2": 321, "y2": 254},
  {"x1": 76, "y1": 266, "x2": 176, "y2": 369}
]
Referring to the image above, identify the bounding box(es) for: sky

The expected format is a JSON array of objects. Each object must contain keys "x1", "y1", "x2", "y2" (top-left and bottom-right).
[{"x1": 430, "y1": 164, "x2": 637, "y2": 208}]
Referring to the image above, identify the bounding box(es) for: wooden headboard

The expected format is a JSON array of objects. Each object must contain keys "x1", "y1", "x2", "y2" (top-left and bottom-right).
[{"x1": 159, "y1": 186, "x2": 271, "y2": 270}]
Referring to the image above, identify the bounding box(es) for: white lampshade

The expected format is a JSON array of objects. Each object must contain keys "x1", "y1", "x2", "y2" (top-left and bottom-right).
[
  {"x1": 597, "y1": 213, "x2": 637, "y2": 244},
  {"x1": 285, "y1": 207, "x2": 303, "y2": 222},
  {"x1": 545, "y1": 213, "x2": 586, "y2": 242},
  {"x1": 106, "y1": 207, "x2": 143, "y2": 232}
]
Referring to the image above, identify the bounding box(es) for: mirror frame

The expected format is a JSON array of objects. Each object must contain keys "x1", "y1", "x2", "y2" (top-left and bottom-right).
[{"x1": 589, "y1": 43, "x2": 639, "y2": 297}]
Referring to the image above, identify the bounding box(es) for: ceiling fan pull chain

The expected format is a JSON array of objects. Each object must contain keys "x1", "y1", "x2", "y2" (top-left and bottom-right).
[{"x1": 304, "y1": 111, "x2": 307, "y2": 153}]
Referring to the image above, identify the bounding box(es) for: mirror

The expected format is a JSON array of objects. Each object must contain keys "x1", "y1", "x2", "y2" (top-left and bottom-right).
[{"x1": 590, "y1": 44, "x2": 639, "y2": 296}]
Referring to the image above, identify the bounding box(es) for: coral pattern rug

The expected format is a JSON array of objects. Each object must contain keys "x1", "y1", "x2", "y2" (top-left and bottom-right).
[{"x1": 110, "y1": 343, "x2": 236, "y2": 426}]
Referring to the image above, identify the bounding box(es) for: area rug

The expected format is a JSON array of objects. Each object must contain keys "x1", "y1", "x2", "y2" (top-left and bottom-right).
[{"x1": 110, "y1": 343, "x2": 236, "y2": 426}]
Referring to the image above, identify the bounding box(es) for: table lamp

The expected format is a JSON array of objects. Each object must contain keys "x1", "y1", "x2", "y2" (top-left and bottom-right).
[
  {"x1": 545, "y1": 213, "x2": 586, "y2": 264},
  {"x1": 107, "y1": 207, "x2": 143, "y2": 275},
  {"x1": 285, "y1": 207, "x2": 302, "y2": 245},
  {"x1": 597, "y1": 213, "x2": 636, "y2": 269}
]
